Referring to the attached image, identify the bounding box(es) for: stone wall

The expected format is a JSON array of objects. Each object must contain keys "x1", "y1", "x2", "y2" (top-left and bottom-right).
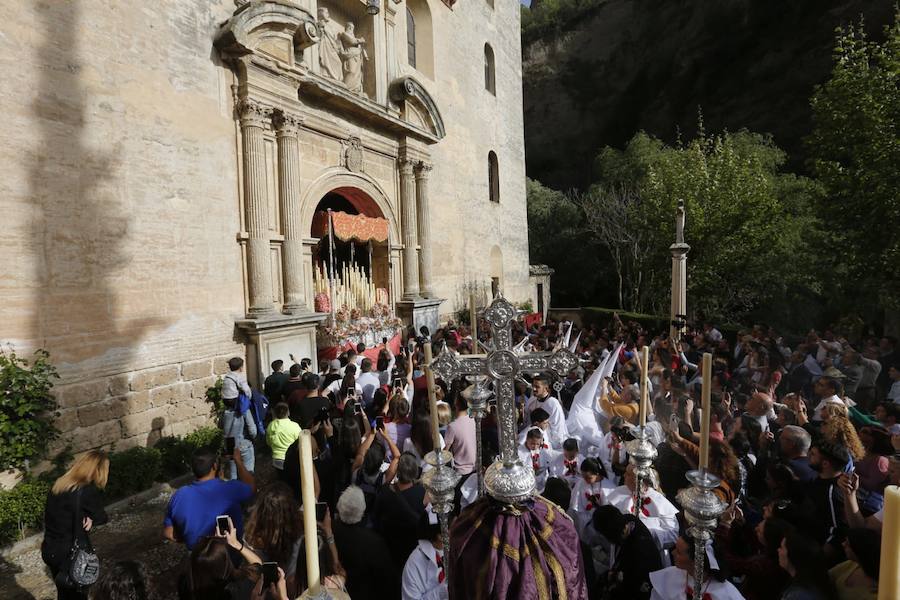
[
  {"x1": 0, "y1": 0, "x2": 244, "y2": 455},
  {"x1": 50, "y1": 353, "x2": 239, "y2": 454}
]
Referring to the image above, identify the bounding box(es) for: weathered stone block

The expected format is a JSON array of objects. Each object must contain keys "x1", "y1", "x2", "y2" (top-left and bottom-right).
[
  {"x1": 149, "y1": 382, "x2": 192, "y2": 408},
  {"x1": 70, "y1": 420, "x2": 122, "y2": 451},
  {"x1": 181, "y1": 359, "x2": 212, "y2": 381},
  {"x1": 120, "y1": 405, "x2": 169, "y2": 439},
  {"x1": 190, "y1": 376, "x2": 219, "y2": 400},
  {"x1": 53, "y1": 408, "x2": 80, "y2": 434},
  {"x1": 213, "y1": 356, "x2": 233, "y2": 375},
  {"x1": 131, "y1": 365, "x2": 180, "y2": 392},
  {"x1": 107, "y1": 374, "x2": 131, "y2": 396},
  {"x1": 77, "y1": 396, "x2": 129, "y2": 428},
  {"x1": 168, "y1": 400, "x2": 204, "y2": 423},
  {"x1": 57, "y1": 380, "x2": 109, "y2": 408}
]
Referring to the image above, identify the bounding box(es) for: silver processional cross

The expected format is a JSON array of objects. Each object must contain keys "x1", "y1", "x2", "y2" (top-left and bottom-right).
[{"x1": 430, "y1": 294, "x2": 579, "y2": 504}]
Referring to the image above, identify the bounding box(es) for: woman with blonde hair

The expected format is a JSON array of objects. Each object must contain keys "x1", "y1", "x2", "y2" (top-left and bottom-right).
[
  {"x1": 821, "y1": 403, "x2": 865, "y2": 462},
  {"x1": 41, "y1": 450, "x2": 110, "y2": 600}
]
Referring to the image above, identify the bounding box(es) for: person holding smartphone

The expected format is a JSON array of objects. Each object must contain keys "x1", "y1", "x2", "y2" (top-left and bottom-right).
[{"x1": 163, "y1": 445, "x2": 255, "y2": 550}]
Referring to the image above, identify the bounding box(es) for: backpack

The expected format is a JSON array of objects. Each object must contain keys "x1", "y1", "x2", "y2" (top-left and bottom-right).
[{"x1": 249, "y1": 390, "x2": 269, "y2": 435}]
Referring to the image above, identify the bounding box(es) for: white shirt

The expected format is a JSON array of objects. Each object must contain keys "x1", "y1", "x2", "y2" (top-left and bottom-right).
[
  {"x1": 889, "y1": 380, "x2": 900, "y2": 403},
  {"x1": 597, "y1": 431, "x2": 627, "y2": 480},
  {"x1": 518, "y1": 443, "x2": 557, "y2": 493},
  {"x1": 549, "y1": 452, "x2": 584, "y2": 488},
  {"x1": 812, "y1": 394, "x2": 845, "y2": 421},
  {"x1": 604, "y1": 486, "x2": 679, "y2": 550},
  {"x1": 649, "y1": 566, "x2": 745, "y2": 600},
  {"x1": 324, "y1": 379, "x2": 363, "y2": 399},
  {"x1": 402, "y1": 539, "x2": 448, "y2": 600},
  {"x1": 525, "y1": 395, "x2": 569, "y2": 450},
  {"x1": 459, "y1": 472, "x2": 479, "y2": 510},
  {"x1": 568, "y1": 477, "x2": 614, "y2": 542},
  {"x1": 357, "y1": 371, "x2": 382, "y2": 406}
]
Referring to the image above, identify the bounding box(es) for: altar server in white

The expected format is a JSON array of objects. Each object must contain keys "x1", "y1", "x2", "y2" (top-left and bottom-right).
[
  {"x1": 649, "y1": 535, "x2": 745, "y2": 600},
  {"x1": 402, "y1": 508, "x2": 449, "y2": 600},
  {"x1": 568, "y1": 457, "x2": 615, "y2": 542},
  {"x1": 525, "y1": 374, "x2": 569, "y2": 450},
  {"x1": 604, "y1": 464, "x2": 679, "y2": 552},
  {"x1": 549, "y1": 438, "x2": 584, "y2": 488},
  {"x1": 518, "y1": 427, "x2": 556, "y2": 493}
]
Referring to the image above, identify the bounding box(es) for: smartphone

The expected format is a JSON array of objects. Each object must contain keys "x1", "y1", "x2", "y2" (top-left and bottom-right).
[
  {"x1": 261, "y1": 562, "x2": 278, "y2": 587},
  {"x1": 315, "y1": 502, "x2": 328, "y2": 521},
  {"x1": 392, "y1": 377, "x2": 403, "y2": 389},
  {"x1": 316, "y1": 406, "x2": 330, "y2": 423},
  {"x1": 375, "y1": 416, "x2": 384, "y2": 430},
  {"x1": 216, "y1": 515, "x2": 230, "y2": 534},
  {"x1": 224, "y1": 437, "x2": 236, "y2": 456}
]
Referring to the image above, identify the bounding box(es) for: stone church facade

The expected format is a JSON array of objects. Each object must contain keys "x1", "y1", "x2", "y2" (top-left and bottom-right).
[{"x1": 1, "y1": 0, "x2": 531, "y2": 455}]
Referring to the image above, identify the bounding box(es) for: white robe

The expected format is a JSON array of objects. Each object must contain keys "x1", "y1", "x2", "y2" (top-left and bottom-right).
[
  {"x1": 568, "y1": 477, "x2": 614, "y2": 542},
  {"x1": 402, "y1": 539, "x2": 448, "y2": 600},
  {"x1": 549, "y1": 452, "x2": 584, "y2": 488},
  {"x1": 518, "y1": 444, "x2": 556, "y2": 493},
  {"x1": 525, "y1": 395, "x2": 569, "y2": 450},
  {"x1": 649, "y1": 566, "x2": 745, "y2": 600},
  {"x1": 604, "y1": 485, "x2": 679, "y2": 551},
  {"x1": 597, "y1": 431, "x2": 627, "y2": 481}
]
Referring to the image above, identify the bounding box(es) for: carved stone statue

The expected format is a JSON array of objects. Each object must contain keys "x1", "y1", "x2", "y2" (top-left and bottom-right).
[
  {"x1": 339, "y1": 22, "x2": 367, "y2": 94},
  {"x1": 317, "y1": 8, "x2": 343, "y2": 81},
  {"x1": 675, "y1": 199, "x2": 686, "y2": 244}
]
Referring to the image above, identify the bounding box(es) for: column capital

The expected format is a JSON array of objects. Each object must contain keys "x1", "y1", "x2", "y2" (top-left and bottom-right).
[
  {"x1": 399, "y1": 158, "x2": 416, "y2": 176},
  {"x1": 236, "y1": 98, "x2": 273, "y2": 128},
  {"x1": 273, "y1": 111, "x2": 303, "y2": 135},
  {"x1": 414, "y1": 161, "x2": 433, "y2": 179}
]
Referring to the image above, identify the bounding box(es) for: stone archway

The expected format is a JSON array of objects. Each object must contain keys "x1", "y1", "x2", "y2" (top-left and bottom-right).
[{"x1": 300, "y1": 169, "x2": 402, "y2": 313}]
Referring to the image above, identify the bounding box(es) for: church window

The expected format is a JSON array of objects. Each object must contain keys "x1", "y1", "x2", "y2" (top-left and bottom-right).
[
  {"x1": 484, "y1": 44, "x2": 496, "y2": 95},
  {"x1": 488, "y1": 151, "x2": 500, "y2": 203},
  {"x1": 407, "y1": 8, "x2": 417, "y2": 69}
]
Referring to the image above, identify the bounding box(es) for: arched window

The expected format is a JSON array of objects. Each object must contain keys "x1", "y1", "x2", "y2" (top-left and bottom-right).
[
  {"x1": 407, "y1": 8, "x2": 417, "y2": 69},
  {"x1": 488, "y1": 151, "x2": 500, "y2": 203},
  {"x1": 484, "y1": 44, "x2": 496, "y2": 95}
]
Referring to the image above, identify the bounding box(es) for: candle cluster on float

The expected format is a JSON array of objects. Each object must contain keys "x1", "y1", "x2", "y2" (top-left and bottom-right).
[{"x1": 313, "y1": 261, "x2": 378, "y2": 312}]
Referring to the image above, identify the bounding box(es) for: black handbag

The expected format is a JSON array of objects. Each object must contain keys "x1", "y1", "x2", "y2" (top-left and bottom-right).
[{"x1": 55, "y1": 488, "x2": 100, "y2": 588}]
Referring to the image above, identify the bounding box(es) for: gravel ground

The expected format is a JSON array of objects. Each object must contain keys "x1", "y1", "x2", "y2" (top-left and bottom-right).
[{"x1": 0, "y1": 454, "x2": 277, "y2": 599}]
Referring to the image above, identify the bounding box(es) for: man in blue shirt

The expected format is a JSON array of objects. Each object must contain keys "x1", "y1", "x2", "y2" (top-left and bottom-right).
[{"x1": 162, "y1": 446, "x2": 255, "y2": 549}]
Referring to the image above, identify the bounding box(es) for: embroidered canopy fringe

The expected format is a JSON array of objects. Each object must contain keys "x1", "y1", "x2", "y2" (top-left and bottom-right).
[{"x1": 312, "y1": 210, "x2": 389, "y2": 243}]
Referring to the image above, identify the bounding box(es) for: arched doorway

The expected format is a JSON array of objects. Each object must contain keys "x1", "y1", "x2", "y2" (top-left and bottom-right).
[{"x1": 308, "y1": 184, "x2": 394, "y2": 314}]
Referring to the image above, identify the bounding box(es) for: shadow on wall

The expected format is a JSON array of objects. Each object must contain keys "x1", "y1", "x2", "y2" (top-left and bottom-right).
[
  {"x1": 28, "y1": 0, "x2": 163, "y2": 380},
  {"x1": 0, "y1": 554, "x2": 36, "y2": 600}
]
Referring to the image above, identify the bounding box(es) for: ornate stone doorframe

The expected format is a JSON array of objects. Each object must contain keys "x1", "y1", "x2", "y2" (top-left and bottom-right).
[{"x1": 214, "y1": 0, "x2": 447, "y2": 383}]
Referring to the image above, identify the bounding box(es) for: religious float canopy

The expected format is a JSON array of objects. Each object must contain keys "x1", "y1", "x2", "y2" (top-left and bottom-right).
[{"x1": 312, "y1": 210, "x2": 389, "y2": 243}]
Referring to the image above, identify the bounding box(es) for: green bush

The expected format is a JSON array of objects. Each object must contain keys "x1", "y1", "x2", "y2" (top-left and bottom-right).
[
  {"x1": 184, "y1": 426, "x2": 222, "y2": 451},
  {"x1": 0, "y1": 479, "x2": 51, "y2": 545},
  {"x1": 155, "y1": 426, "x2": 222, "y2": 480},
  {"x1": 0, "y1": 349, "x2": 60, "y2": 471},
  {"x1": 103, "y1": 447, "x2": 162, "y2": 501}
]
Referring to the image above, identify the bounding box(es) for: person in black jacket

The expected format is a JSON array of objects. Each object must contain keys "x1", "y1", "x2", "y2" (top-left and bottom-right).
[
  {"x1": 589, "y1": 505, "x2": 662, "y2": 600},
  {"x1": 41, "y1": 450, "x2": 110, "y2": 600},
  {"x1": 333, "y1": 485, "x2": 401, "y2": 600}
]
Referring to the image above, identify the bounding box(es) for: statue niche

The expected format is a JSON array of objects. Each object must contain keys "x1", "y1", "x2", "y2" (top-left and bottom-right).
[{"x1": 316, "y1": 7, "x2": 368, "y2": 96}]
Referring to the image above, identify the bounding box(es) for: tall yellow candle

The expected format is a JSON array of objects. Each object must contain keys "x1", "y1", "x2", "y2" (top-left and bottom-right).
[
  {"x1": 879, "y1": 485, "x2": 900, "y2": 600},
  {"x1": 423, "y1": 342, "x2": 441, "y2": 450},
  {"x1": 699, "y1": 353, "x2": 712, "y2": 472},
  {"x1": 639, "y1": 346, "x2": 650, "y2": 427},
  {"x1": 469, "y1": 293, "x2": 478, "y2": 350},
  {"x1": 298, "y1": 430, "x2": 321, "y2": 596}
]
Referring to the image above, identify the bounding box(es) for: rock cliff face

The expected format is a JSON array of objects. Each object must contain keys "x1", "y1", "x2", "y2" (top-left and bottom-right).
[{"x1": 522, "y1": 0, "x2": 894, "y2": 190}]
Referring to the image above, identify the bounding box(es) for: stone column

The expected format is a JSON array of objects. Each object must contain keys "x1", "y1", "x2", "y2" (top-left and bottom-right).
[
  {"x1": 274, "y1": 112, "x2": 306, "y2": 314},
  {"x1": 415, "y1": 161, "x2": 434, "y2": 297},
  {"x1": 400, "y1": 159, "x2": 420, "y2": 299},
  {"x1": 239, "y1": 99, "x2": 274, "y2": 317},
  {"x1": 670, "y1": 201, "x2": 689, "y2": 340}
]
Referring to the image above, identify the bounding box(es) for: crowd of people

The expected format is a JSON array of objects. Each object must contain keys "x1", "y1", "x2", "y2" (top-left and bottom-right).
[{"x1": 39, "y1": 314, "x2": 900, "y2": 600}]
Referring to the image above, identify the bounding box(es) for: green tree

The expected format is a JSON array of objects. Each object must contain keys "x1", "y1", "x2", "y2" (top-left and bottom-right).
[
  {"x1": 526, "y1": 178, "x2": 613, "y2": 307},
  {"x1": 807, "y1": 11, "x2": 900, "y2": 323},
  {"x1": 593, "y1": 127, "x2": 823, "y2": 324}
]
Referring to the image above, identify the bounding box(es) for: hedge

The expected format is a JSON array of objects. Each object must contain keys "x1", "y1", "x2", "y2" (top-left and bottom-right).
[
  {"x1": 579, "y1": 307, "x2": 743, "y2": 340},
  {"x1": 0, "y1": 425, "x2": 223, "y2": 546}
]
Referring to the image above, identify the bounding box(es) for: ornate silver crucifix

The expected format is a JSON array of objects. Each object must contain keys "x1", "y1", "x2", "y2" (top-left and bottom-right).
[{"x1": 430, "y1": 294, "x2": 579, "y2": 504}]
